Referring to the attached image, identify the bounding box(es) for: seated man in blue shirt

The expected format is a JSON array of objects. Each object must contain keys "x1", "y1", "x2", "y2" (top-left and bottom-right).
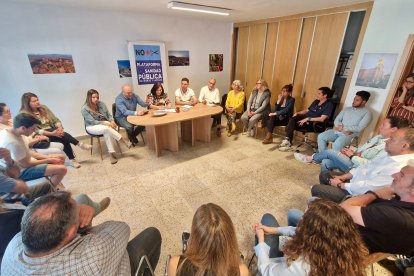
[
  {"x1": 317, "y1": 91, "x2": 371, "y2": 152},
  {"x1": 115, "y1": 84, "x2": 148, "y2": 146},
  {"x1": 279, "y1": 87, "x2": 334, "y2": 151}
]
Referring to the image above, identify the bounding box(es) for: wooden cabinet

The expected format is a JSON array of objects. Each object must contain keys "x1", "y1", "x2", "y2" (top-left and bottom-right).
[{"x1": 232, "y1": 2, "x2": 372, "y2": 112}]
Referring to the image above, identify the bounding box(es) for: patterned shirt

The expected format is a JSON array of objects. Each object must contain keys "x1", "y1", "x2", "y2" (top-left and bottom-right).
[
  {"x1": 1, "y1": 221, "x2": 131, "y2": 275},
  {"x1": 146, "y1": 92, "x2": 171, "y2": 107}
]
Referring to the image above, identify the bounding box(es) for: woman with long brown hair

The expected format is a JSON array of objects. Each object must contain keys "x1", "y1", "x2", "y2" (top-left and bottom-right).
[
  {"x1": 20, "y1": 92, "x2": 91, "y2": 168},
  {"x1": 81, "y1": 89, "x2": 131, "y2": 164},
  {"x1": 253, "y1": 199, "x2": 368, "y2": 276},
  {"x1": 168, "y1": 203, "x2": 249, "y2": 276}
]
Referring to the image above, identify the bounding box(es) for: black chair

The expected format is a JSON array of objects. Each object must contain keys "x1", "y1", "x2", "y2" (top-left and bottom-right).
[
  {"x1": 112, "y1": 103, "x2": 145, "y2": 145},
  {"x1": 295, "y1": 121, "x2": 328, "y2": 152}
]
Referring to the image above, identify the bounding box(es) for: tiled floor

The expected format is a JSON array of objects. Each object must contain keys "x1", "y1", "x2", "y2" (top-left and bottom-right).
[{"x1": 66, "y1": 128, "x2": 396, "y2": 275}]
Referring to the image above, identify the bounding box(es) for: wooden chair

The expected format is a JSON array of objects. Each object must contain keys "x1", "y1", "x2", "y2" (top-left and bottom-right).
[
  {"x1": 364, "y1": 252, "x2": 393, "y2": 276},
  {"x1": 85, "y1": 126, "x2": 122, "y2": 160}
]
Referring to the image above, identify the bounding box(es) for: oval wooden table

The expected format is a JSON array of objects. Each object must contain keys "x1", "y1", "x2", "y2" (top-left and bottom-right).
[{"x1": 128, "y1": 104, "x2": 223, "y2": 156}]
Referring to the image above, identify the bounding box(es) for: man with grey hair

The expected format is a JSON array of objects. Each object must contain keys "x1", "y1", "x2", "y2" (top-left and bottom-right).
[
  {"x1": 311, "y1": 127, "x2": 414, "y2": 202},
  {"x1": 199, "y1": 77, "x2": 221, "y2": 127},
  {"x1": 115, "y1": 84, "x2": 148, "y2": 146},
  {"x1": 1, "y1": 191, "x2": 161, "y2": 275},
  {"x1": 340, "y1": 160, "x2": 414, "y2": 256}
]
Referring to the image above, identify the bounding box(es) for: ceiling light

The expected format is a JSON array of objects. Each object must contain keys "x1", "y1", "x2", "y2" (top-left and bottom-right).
[{"x1": 168, "y1": 1, "x2": 231, "y2": 16}]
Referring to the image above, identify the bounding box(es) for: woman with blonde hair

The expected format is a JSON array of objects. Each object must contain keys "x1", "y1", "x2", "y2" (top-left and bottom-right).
[
  {"x1": 20, "y1": 92, "x2": 91, "y2": 168},
  {"x1": 168, "y1": 203, "x2": 249, "y2": 276},
  {"x1": 254, "y1": 199, "x2": 368, "y2": 276},
  {"x1": 241, "y1": 79, "x2": 271, "y2": 137},
  {"x1": 225, "y1": 80, "x2": 245, "y2": 137},
  {"x1": 81, "y1": 89, "x2": 131, "y2": 164}
]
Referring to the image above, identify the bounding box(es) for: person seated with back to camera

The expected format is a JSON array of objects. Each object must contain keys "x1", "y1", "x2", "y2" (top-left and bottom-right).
[
  {"x1": 241, "y1": 79, "x2": 270, "y2": 137},
  {"x1": 294, "y1": 116, "x2": 409, "y2": 173},
  {"x1": 81, "y1": 89, "x2": 132, "y2": 165},
  {"x1": 225, "y1": 80, "x2": 246, "y2": 137},
  {"x1": 1, "y1": 191, "x2": 161, "y2": 276},
  {"x1": 167, "y1": 203, "x2": 249, "y2": 276},
  {"x1": 146, "y1": 82, "x2": 172, "y2": 110},
  {"x1": 279, "y1": 87, "x2": 334, "y2": 152},
  {"x1": 316, "y1": 90, "x2": 372, "y2": 152},
  {"x1": 262, "y1": 84, "x2": 295, "y2": 144},
  {"x1": 20, "y1": 93, "x2": 92, "y2": 169},
  {"x1": 253, "y1": 198, "x2": 368, "y2": 275},
  {"x1": 175, "y1": 77, "x2": 198, "y2": 106},
  {"x1": 0, "y1": 103, "x2": 72, "y2": 166}
]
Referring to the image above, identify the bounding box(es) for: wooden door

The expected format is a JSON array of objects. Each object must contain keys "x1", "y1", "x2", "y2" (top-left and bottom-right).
[
  {"x1": 301, "y1": 12, "x2": 349, "y2": 111},
  {"x1": 262, "y1": 22, "x2": 279, "y2": 90},
  {"x1": 271, "y1": 19, "x2": 302, "y2": 107},
  {"x1": 292, "y1": 17, "x2": 316, "y2": 111},
  {"x1": 234, "y1": 26, "x2": 249, "y2": 88},
  {"x1": 244, "y1": 24, "x2": 267, "y2": 99}
]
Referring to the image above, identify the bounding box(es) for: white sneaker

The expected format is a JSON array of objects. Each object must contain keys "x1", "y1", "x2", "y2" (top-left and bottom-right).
[
  {"x1": 294, "y1": 152, "x2": 313, "y2": 164},
  {"x1": 279, "y1": 145, "x2": 293, "y2": 152},
  {"x1": 70, "y1": 159, "x2": 81, "y2": 168},
  {"x1": 280, "y1": 139, "x2": 291, "y2": 147},
  {"x1": 78, "y1": 142, "x2": 92, "y2": 150},
  {"x1": 55, "y1": 183, "x2": 66, "y2": 191},
  {"x1": 249, "y1": 128, "x2": 255, "y2": 137}
]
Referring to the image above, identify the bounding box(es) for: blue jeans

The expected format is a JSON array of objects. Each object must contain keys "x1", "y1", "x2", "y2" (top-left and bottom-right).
[
  {"x1": 19, "y1": 164, "x2": 48, "y2": 181},
  {"x1": 74, "y1": 194, "x2": 102, "y2": 215},
  {"x1": 317, "y1": 129, "x2": 354, "y2": 152},
  {"x1": 257, "y1": 213, "x2": 282, "y2": 258},
  {"x1": 312, "y1": 149, "x2": 353, "y2": 173},
  {"x1": 287, "y1": 209, "x2": 303, "y2": 227}
]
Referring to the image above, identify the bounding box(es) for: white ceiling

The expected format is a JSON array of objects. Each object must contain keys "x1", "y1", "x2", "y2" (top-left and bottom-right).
[{"x1": 4, "y1": 0, "x2": 371, "y2": 22}]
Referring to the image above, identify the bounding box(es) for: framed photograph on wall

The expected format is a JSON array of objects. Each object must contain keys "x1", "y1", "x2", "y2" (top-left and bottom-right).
[
  {"x1": 356, "y1": 53, "x2": 398, "y2": 89},
  {"x1": 28, "y1": 54, "x2": 75, "y2": 74}
]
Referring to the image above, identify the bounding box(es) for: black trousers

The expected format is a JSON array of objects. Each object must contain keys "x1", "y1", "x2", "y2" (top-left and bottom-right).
[
  {"x1": 311, "y1": 171, "x2": 351, "y2": 203},
  {"x1": 285, "y1": 115, "x2": 315, "y2": 143},
  {"x1": 48, "y1": 130, "x2": 79, "y2": 160},
  {"x1": 127, "y1": 227, "x2": 162, "y2": 276},
  {"x1": 262, "y1": 110, "x2": 289, "y2": 133}
]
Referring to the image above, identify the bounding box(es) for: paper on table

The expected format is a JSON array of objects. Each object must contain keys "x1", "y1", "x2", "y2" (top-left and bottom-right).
[{"x1": 162, "y1": 109, "x2": 177, "y2": 113}]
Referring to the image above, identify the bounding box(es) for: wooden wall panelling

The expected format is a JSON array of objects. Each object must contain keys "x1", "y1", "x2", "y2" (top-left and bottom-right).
[
  {"x1": 292, "y1": 17, "x2": 316, "y2": 111},
  {"x1": 234, "y1": 26, "x2": 250, "y2": 88},
  {"x1": 302, "y1": 12, "x2": 349, "y2": 110},
  {"x1": 244, "y1": 23, "x2": 267, "y2": 99},
  {"x1": 262, "y1": 22, "x2": 279, "y2": 92},
  {"x1": 271, "y1": 18, "x2": 303, "y2": 108}
]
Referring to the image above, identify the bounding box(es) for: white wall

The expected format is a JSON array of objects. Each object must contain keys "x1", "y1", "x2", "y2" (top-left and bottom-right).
[
  {"x1": 344, "y1": 0, "x2": 414, "y2": 140},
  {"x1": 0, "y1": 2, "x2": 233, "y2": 136}
]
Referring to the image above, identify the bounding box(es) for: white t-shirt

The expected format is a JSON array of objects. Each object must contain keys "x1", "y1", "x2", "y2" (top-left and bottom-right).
[
  {"x1": 0, "y1": 129, "x2": 30, "y2": 169},
  {"x1": 175, "y1": 88, "x2": 195, "y2": 102},
  {"x1": 198, "y1": 86, "x2": 220, "y2": 104}
]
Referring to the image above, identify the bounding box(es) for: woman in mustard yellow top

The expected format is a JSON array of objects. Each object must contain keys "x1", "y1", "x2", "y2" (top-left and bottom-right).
[{"x1": 225, "y1": 80, "x2": 245, "y2": 137}]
